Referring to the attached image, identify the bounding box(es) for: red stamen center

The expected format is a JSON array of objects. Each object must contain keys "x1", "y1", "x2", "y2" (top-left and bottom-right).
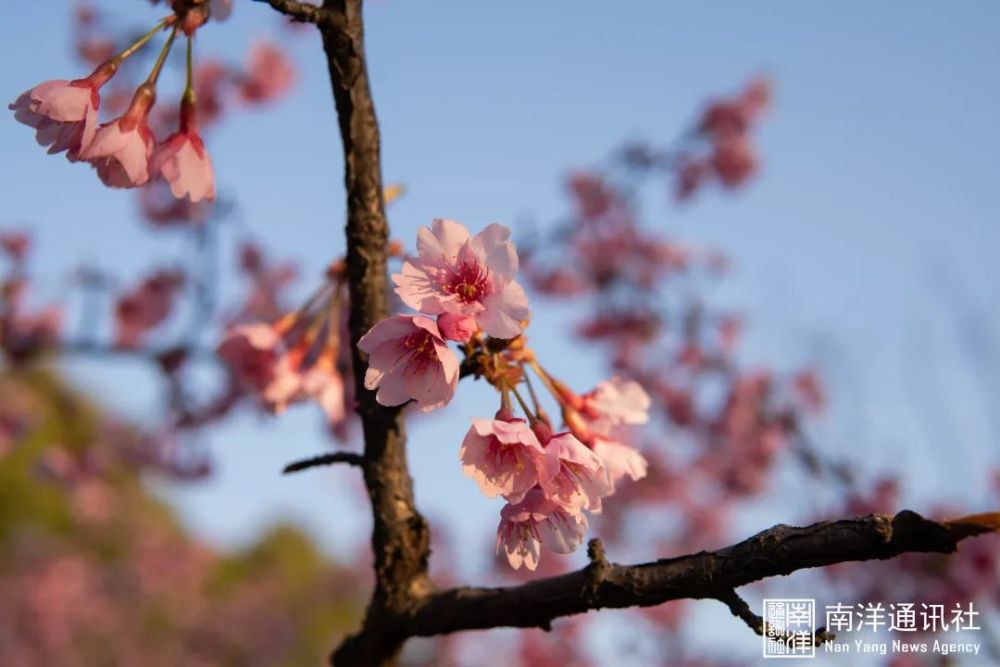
[
  {"x1": 442, "y1": 261, "x2": 490, "y2": 304},
  {"x1": 401, "y1": 330, "x2": 437, "y2": 371}
]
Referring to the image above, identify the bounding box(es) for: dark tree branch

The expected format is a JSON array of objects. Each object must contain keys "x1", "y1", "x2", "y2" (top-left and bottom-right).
[
  {"x1": 407, "y1": 510, "x2": 994, "y2": 637},
  {"x1": 257, "y1": 0, "x2": 339, "y2": 26},
  {"x1": 310, "y1": 1, "x2": 432, "y2": 665},
  {"x1": 283, "y1": 452, "x2": 364, "y2": 474}
]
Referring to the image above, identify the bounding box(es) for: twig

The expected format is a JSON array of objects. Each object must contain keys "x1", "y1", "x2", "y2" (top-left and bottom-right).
[
  {"x1": 715, "y1": 589, "x2": 835, "y2": 646},
  {"x1": 283, "y1": 451, "x2": 364, "y2": 474}
]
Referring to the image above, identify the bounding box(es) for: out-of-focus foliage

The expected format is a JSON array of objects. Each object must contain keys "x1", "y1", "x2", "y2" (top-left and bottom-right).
[{"x1": 0, "y1": 367, "x2": 367, "y2": 666}]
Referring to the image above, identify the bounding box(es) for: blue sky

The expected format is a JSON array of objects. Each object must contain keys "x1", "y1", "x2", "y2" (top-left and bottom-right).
[{"x1": 3, "y1": 2, "x2": 999, "y2": 659}]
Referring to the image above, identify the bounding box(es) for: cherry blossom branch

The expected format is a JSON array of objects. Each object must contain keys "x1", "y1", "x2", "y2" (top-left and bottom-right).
[
  {"x1": 261, "y1": 1, "x2": 1000, "y2": 665},
  {"x1": 405, "y1": 510, "x2": 997, "y2": 637},
  {"x1": 283, "y1": 451, "x2": 364, "y2": 473}
]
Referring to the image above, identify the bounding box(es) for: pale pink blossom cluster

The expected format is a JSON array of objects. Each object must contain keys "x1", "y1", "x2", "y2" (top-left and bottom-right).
[
  {"x1": 217, "y1": 310, "x2": 347, "y2": 428},
  {"x1": 359, "y1": 219, "x2": 530, "y2": 411},
  {"x1": 462, "y1": 376, "x2": 652, "y2": 571},
  {"x1": 9, "y1": 12, "x2": 216, "y2": 202},
  {"x1": 357, "y1": 219, "x2": 652, "y2": 570}
]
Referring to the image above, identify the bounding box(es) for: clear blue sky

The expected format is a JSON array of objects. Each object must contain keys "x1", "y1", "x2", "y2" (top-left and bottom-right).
[{"x1": 3, "y1": 2, "x2": 999, "y2": 660}]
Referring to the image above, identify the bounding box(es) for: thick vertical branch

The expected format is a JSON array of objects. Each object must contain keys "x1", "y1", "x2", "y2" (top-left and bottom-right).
[{"x1": 318, "y1": 2, "x2": 431, "y2": 665}]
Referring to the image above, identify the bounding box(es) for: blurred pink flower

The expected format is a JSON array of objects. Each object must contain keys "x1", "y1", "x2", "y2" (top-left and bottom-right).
[
  {"x1": 240, "y1": 42, "x2": 294, "y2": 104},
  {"x1": 592, "y1": 436, "x2": 647, "y2": 491},
  {"x1": 218, "y1": 323, "x2": 283, "y2": 391},
  {"x1": 211, "y1": 0, "x2": 234, "y2": 21},
  {"x1": 301, "y1": 367, "x2": 346, "y2": 426},
  {"x1": 580, "y1": 375, "x2": 651, "y2": 433},
  {"x1": 113, "y1": 269, "x2": 184, "y2": 348},
  {"x1": 710, "y1": 136, "x2": 757, "y2": 188}
]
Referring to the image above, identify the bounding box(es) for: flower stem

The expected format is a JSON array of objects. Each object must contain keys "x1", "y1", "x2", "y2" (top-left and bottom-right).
[
  {"x1": 510, "y1": 385, "x2": 535, "y2": 422},
  {"x1": 527, "y1": 359, "x2": 562, "y2": 402},
  {"x1": 143, "y1": 23, "x2": 181, "y2": 87},
  {"x1": 111, "y1": 15, "x2": 176, "y2": 66},
  {"x1": 184, "y1": 34, "x2": 196, "y2": 101},
  {"x1": 522, "y1": 370, "x2": 542, "y2": 413}
]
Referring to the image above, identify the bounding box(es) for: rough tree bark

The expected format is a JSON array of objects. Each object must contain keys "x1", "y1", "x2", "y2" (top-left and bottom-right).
[
  {"x1": 258, "y1": 2, "x2": 1000, "y2": 666},
  {"x1": 315, "y1": 1, "x2": 432, "y2": 665}
]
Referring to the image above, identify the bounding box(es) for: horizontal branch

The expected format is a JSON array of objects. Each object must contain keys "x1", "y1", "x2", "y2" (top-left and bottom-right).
[
  {"x1": 407, "y1": 510, "x2": 997, "y2": 636},
  {"x1": 283, "y1": 451, "x2": 365, "y2": 474}
]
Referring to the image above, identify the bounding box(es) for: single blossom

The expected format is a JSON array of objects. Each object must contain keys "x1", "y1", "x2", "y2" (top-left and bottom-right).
[
  {"x1": 496, "y1": 488, "x2": 587, "y2": 571},
  {"x1": 79, "y1": 85, "x2": 156, "y2": 188},
  {"x1": 211, "y1": 0, "x2": 233, "y2": 21},
  {"x1": 581, "y1": 375, "x2": 651, "y2": 435},
  {"x1": 436, "y1": 312, "x2": 477, "y2": 343},
  {"x1": 9, "y1": 77, "x2": 104, "y2": 159},
  {"x1": 710, "y1": 136, "x2": 757, "y2": 188},
  {"x1": 393, "y1": 219, "x2": 530, "y2": 339},
  {"x1": 239, "y1": 42, "x2": 294, "y2": 103},
  {"x1": 459, "y1": 417, "x2": 550, "y2": 502},
  {"x1": 301, "y1": 366, "x2": 347, "y2": 426},
  {"x1": 217, "y1": 323, "x2": 283, "y2": 392},
  {"x1": 592, "y1": 436, "x2": 648, "y2": 491},
  {"x1": 357, "y1": 314, "x2": 459, "y2": 411},
  {"x1": 217, "y1": 323, "x2": 300, "y2": 412},
  {"x1": 151, "y1": 96, "x2": 215, "y2": 202},
  {"x1": 539, "y1": 432, "x2": 613, "y2": 514},
  {"x1": 113, "y1": 269, "x2": 184, "y2": 348}
]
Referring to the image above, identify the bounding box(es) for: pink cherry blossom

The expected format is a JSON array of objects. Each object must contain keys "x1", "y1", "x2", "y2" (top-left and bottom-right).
[
  {"x1": 79, "y1": 85, "x2": 156, "y2": 188},
  {"x1": 436, "y1": 312, "x2": 477, "y2": 343},
  {"x1": 393, "y1": 219, "x2": 530, "y2": 339},
  {"x1": 710, "y1": 136, "x2": 757, "y2": 188},
  {"x1": 113, "y1": 269, "x2": 184, "y2": 348},
  {"x1": 592, "y1": 436, "x2": 648, "y2": 491},
  {"x1": 151, "y1": 97, "x2": 216, "y2": 202},
  {"x1": 9, "y1": 79, "x2": 100, "y2": 159},
  {"x1": 459, "y1": 418, "x2": 550, "y2": 502},
  {"x1": 211, "y1": 0, "x2": 233, "y2": 21},
  {"x1": 217, "y1": 323, "x2": 301, "y2": 413},
  {"x1": 301, "y1": 367, "x2": 346, "y2": 426},
  {"x1": 581, "y1": 376, "x2": 651, "y2": 434},
  {"x1": 539, "y1": 432, "x2": 612, "y2": 513},
  {"x1": 496, "y1": 488, "x2": 587, "y2": 571},
  {"x1": 239, "y1": 42, "x2": 294, "y2": 104},
  {"x1": 217, "y1": 323, "x2": 283, "y2": 392},
  {"x1": 357, "y1": 314, "x2": 459, "y2": 411}
]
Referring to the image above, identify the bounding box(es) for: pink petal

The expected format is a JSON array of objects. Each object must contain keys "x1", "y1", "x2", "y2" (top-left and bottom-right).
[{"x1": 477, "y1": 279, "x2": 529, "y2": 339}]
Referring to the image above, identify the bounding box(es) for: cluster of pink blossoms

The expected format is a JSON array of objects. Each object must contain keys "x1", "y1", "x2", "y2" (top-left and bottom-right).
[
  {"x1": 473, "y1": 372, "x2": 651, "y2": 571},
  {"x1": 217, "y1": 266, "x2": 349, "y2": 428},
  {"x1": 10, "y1": 4, "x2": 220, "y2": 202},
  {"x1": 358, "y1": 219, "x2": 650, "y2": 570},
  {"x1": 359, "y1": 218, "x2": 530, "y2": 410}
]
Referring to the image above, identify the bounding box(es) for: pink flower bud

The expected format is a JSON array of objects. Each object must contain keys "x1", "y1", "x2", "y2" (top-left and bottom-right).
[{"x1": 436, "y1": 313, "x2": 477, "y2": 343}]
